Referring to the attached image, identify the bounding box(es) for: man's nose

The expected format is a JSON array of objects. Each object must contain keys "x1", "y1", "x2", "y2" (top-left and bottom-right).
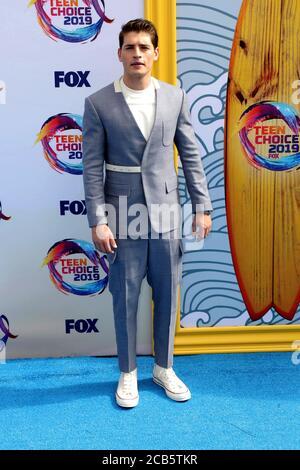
[{"x1": 133, "y1": 47, "x2": 142, "y2": 57}]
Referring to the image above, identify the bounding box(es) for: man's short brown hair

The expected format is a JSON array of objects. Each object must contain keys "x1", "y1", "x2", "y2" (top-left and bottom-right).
[{"x1": 119, "y1": 19, "x2": 158, "y2": 49}]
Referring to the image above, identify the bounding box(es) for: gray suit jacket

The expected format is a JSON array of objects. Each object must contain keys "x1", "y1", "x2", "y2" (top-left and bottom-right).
[{"x1": 82, "y1": 77, "x2": 212, "y2": 234}]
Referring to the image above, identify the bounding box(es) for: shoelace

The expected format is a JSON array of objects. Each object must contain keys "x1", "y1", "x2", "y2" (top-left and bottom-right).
[
  {"x1": 123, "y1": 372, "x2": 136, "y2": 395},
  {"x1": 161, "y1": 368, "x2": 183, "y2": 389}
]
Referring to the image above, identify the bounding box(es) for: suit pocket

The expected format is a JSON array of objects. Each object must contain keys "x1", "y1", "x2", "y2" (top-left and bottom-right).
[
  {"x1": 162, "y1": 121, "x2": 174, "y2": 146},
  {"x1": 106, "y1": 250, "x2": 117, "y2": 265},
  {"x1": 165, "y1": 176, "x2": 178, "y2": 193}
]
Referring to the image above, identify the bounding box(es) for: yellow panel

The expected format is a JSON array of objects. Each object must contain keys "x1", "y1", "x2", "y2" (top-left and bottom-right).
[{"x1": 144, "y1": 0, "x2": 177, "y2": 86}]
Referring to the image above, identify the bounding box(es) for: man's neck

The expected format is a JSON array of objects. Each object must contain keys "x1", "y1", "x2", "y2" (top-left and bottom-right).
[{"x1": 122, "y1": 74, "x2": 152, "y2": 91}]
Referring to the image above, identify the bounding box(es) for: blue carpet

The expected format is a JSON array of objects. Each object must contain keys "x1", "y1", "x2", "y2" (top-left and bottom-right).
[{"x1": 0, "y1": 352, "x2": 299, "y2": 450}]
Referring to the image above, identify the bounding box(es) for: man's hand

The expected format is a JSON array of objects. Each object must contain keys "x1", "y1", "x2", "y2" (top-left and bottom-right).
[
  {"x1": 92, "y1": 224, "x2": 117, "y2": 253},
  {"x1": 192, "y1": 213, "x2": 212, "y2": 240}
]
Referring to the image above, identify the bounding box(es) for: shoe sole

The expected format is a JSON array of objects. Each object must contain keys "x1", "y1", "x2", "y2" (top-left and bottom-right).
[
  {"x1": 115, "y1": 393, "x2": 139, "y2": 408},
  {"x1": 153, "y1": 377, "x2": 191, "y2": 402}
]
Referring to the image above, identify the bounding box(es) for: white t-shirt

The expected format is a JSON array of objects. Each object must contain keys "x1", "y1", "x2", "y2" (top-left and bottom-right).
[{"x1": 120, "y1": 77, "x2": 156, "y2": 141}]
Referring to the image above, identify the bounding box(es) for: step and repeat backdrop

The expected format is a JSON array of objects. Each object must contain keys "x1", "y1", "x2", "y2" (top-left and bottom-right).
[
  {"x1": 0, "y1": 0, "x2": 153, "y2": 359},
  {"x1": 2, "y1": 0, "x2": 300, "y2": 360}
]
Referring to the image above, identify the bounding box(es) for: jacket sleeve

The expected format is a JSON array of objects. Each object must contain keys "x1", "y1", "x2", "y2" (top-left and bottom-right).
[
  {"x1": 174, "y1": 89, "x2": 213, "y2": 213},
  {"x1": 82, "y1": 96, "x2": 108, "y2": 227}
]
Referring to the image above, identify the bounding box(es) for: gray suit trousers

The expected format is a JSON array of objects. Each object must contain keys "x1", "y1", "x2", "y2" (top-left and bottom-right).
[{"x1": 107, "y1": 230, "x2": 183, "y2": 372}]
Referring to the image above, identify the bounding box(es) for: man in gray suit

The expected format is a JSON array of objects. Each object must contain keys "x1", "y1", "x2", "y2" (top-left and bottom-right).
[{"x1": 83, "y1": 19, "x2": 212, "y2": 408}]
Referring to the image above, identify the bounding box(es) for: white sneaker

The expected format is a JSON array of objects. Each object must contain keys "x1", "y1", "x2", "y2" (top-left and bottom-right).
[
  {"x1": 116, "y1": 368, "x2": 139, "y2": 408},
  {"x1": 153, "y1": 364, "x2": 191, "y2": 401}
]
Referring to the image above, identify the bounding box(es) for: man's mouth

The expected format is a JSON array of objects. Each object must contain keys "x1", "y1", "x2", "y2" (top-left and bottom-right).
[{"x1": 131, "y1": 62, "x2": 144, "y2": 66}]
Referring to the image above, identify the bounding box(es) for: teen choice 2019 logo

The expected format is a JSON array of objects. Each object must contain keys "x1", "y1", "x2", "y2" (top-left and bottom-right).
[
  {"x1": 28, "y1": 0, "x2": 113, "y2": 43},
  {"x1": 35, "y1": 113, "x2": 83, "y2": 175},
  {"x1": 239, "y1": 101, "x2": 300, "y2": 171},
  {"x1": 43, "y1": 239, "x2": 109, "y2": 296}
]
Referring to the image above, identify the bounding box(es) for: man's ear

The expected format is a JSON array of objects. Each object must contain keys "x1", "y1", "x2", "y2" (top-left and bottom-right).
[
  {"x1": 117, "y1": 48, "x2": 122, "y2": 62},
  {"x1": 154, "y1": 47, "x2": 159, "y2": 61}
]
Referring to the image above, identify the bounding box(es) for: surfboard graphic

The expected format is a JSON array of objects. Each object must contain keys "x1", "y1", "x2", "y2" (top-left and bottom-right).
[{"x1": 225, "y1": 0, "x2": 300, "y2": 321}]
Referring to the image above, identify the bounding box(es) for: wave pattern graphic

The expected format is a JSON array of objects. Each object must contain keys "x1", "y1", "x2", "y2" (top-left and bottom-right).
[{"x1": 177, "y1": 1, "x2": 300, "y2": 327}]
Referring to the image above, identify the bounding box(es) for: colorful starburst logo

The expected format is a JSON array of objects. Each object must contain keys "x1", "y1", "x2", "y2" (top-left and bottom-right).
[
  {"x1": 28, "y1": 0, "x2": 113, "y2": 43},
  {"x1": 239, "y1": 101, "x2": 300, "y2": 171},
  {"x1": 42, "y1": 238, "x2": 109, "y2": 296},
  {"x1": 35, "y1": 113, "x2": 83, "y2": 175},
  {"x1": 0, "y1": 315, "x2": 18, "y2": 353}
]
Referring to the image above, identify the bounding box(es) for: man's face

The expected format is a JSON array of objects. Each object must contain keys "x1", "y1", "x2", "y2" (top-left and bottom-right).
[{"x1": 118, "y1": 31, "x2": 159, "y2": 79}]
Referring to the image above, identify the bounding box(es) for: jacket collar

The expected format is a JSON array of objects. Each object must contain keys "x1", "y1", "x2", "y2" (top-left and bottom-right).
[{"x1": 113, "y1": 76, "x2": 160, "y2": 93}]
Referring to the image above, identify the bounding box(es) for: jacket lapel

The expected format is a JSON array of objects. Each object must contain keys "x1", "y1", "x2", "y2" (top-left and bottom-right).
[{"x1": 141, "y1": 80, "x2": 162, "y2": 164}]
